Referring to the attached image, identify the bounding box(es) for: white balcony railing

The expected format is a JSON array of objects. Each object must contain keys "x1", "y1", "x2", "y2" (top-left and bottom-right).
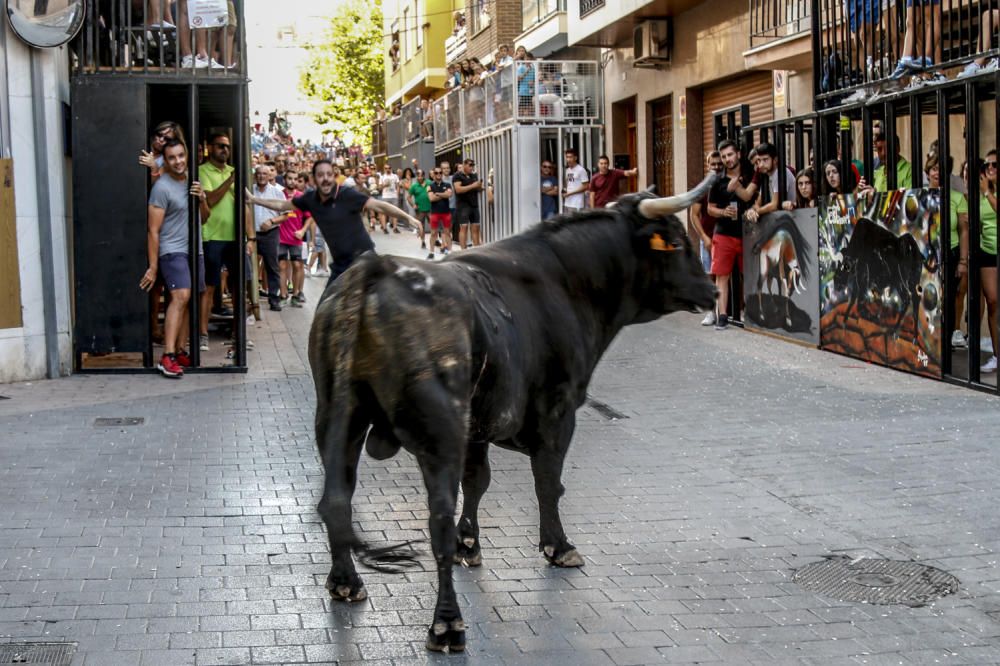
[{"x1": 445, "y1": 28, "x2": 467, "y2": 63}]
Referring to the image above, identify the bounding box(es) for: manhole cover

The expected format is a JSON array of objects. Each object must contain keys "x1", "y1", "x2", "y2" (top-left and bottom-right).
[
  {"x1": 0, "y1": 642, "x2": 76, "y2": 665},
  {"x1": 794, "y1": 556, "x2": 959, "y2": 607},
  {"x1": 93, "y1": 417, "x2": 144, "y2": 427}
]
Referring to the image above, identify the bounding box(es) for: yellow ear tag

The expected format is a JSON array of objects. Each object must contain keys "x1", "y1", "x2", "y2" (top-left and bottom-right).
[{"x1": 649, "y1": 233, "x2": 675, "y2": 252}]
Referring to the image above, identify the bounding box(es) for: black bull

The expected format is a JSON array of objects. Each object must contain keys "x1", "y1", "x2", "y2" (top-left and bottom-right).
[
  {"x1": 307, "y1": 176, "x2": 719, "y2": 652},
  {"x1": 834, "y1": 218, "x2": 925, "y2": 336}
]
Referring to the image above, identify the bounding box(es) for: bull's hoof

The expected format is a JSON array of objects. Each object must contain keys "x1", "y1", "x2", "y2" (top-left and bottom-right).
[
  {"x1": 325, "y1": 576, "x2": 367, "y2": 602},
  {"x1": 454, "y1": 536, "x2": 483, "y2": 567},
  {"x1": 542, "y1": 544, "x2": 585, "y2": 568},
  {"x1": 425, "y1": 619, "x2": 466, "y2": 652}
]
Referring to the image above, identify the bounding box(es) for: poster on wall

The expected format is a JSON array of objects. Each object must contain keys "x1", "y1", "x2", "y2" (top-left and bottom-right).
[
  {"x1": 818, "y1": 191, "x2": 942, "y2": 378},
  {"x1": 188, "y1": 0, "x2": 229, "y2": 28},
  {"x1": 743, "y1": 208, "x2": 820, "y2": 345}
]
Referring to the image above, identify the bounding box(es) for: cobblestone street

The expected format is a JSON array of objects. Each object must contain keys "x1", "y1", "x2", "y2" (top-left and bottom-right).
[{"x1": 3, "y1": 230, "x2": 1000, "y2": 665}]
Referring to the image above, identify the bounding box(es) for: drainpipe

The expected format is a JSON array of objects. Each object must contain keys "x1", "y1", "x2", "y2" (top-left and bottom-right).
[{"x1": 30, "y1": 49, "x2": 61, "y2": 378}]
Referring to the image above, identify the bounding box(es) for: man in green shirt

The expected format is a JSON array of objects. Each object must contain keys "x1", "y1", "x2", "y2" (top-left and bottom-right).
[
  {"x1": 873, "y1": 130, "x2": 913, "y2": 192},
  {"x1": 407, "y1": 169, "x2": 433, "y2": 259},
  {"x1": 197, "y1": 133, "x2": 240, "y2": 352}
]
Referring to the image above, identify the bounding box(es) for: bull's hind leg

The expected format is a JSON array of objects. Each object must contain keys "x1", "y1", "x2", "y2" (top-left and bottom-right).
[
  {"x1": 456, "y1": 440, "x2": 490, "y2": 567},
  {"x1": 317, "y1": 408, "x2": 369, "y2": 602},
  {"x1": 530, "y1": 413, "x2": 584, "y2": 568}
]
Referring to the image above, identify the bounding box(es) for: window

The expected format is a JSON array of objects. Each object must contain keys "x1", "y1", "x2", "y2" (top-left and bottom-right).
[
  {"x1": 470, "y1": 0, "x2": 490, "y2": 34},
  {"x1": 415, "y1": 2, "x2": 423, "y2": 51},
  {"x1": 523, "y1": 0, "x2": 562, "y2": 32},
  {"x1": 403, "y1": 8, "x2": 410, "y2": 61},
  {"x1": 390, "y1": 19, "x2": 400, "y2": 71}
]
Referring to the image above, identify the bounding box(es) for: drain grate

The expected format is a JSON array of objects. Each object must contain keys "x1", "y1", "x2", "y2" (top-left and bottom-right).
[
  {"x1": 93, "y1": 417, "x2": 144, "y2": 427},
  {"x1": 586, "y1": 397, "x2": 627, "y2": 421},
  {"x1": 794, "y1": 556, "x2": 959, "y2": 607},
  {"x1": 0, "y1": 642, "x2": 76, "y2": 665}
]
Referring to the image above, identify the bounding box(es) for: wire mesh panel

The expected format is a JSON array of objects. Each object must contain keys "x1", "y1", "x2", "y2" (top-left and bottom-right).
[{"x1": 401, "y1": 98, "x2": 422, "y2": 146}]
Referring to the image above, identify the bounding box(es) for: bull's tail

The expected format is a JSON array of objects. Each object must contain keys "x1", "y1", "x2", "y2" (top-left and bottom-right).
[{"x1": 311, "y1": 257, "x2": 423, "y2": 574}]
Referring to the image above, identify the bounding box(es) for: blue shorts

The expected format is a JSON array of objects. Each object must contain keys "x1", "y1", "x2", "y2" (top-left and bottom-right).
[
  {"x1": 159, "y1": 253, "x2": 206, "y2": 293},
  {"x1": 203, "y1": 240, "x2": 237, "y2": 288},
  {"x1": 848, "y1": 0, "x2": 881, "y2": 32},
  {"x1": 906, "y1": 0, "x2": 939, "y2": 6}
]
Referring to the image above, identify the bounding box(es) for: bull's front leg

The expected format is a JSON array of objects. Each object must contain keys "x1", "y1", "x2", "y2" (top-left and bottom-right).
[
  {"x1": 456, "y1": 440, "x2": 490, "y2": 567},
  {"x1": 417, "y1": 455, "x2": 466, "y2": 652},
  {"x1": 530, "y1": 413, "x2": 584, "y2": 568}
]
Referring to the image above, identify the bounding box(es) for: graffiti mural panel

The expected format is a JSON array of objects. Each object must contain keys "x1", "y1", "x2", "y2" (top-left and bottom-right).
[
  {"x1": 818, "y1": 191, "x2": 942, "y2": 378},
  {"x1": 743, "y1": 208, "x2": 820, "y2": 345}
]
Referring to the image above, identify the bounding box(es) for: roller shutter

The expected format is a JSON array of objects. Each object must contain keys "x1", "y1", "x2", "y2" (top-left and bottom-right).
[{"x1": 701, "y1": 72, "x2": 774, "y2": 154}]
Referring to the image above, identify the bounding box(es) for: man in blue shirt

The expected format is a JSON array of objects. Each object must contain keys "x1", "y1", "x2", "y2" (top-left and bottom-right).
[{"x1": 540, "y1": 160, "x2": 558, "y2": 220}]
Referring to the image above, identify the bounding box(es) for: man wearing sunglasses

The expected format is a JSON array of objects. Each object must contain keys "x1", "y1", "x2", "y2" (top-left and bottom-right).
[
  {"x1": 198, "y1": 133, "x2": 240, "y2": 353},
  {"x1": 428, "y1": 168, "x2": 453, "y2": 257}
]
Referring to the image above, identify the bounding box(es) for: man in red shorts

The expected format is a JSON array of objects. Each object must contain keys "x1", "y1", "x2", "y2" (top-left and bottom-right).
[
  {"x1": 428, "y1": 166, "x2": 454, "y2": 258},
  {"x1": 706, "y1": 139, "x2": 757, "y2": 330}
]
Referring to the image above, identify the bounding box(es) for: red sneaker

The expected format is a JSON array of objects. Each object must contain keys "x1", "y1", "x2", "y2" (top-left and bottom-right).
[
  {"x1": 157, "y1": 353, "x2": 183, "y2": 378},
  {"x1": 175, "y1": 349, "x2": 192, "y2": 368}
]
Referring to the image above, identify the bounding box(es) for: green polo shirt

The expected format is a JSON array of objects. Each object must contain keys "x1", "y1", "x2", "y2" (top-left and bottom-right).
[
  {"x1": 873, "y1": 157, "x2": 913, "y2": 192},
  {"x1": 982, "y1": 194, "x2": 998, "y2": 254},
  {"x1": 948, "y1": 190, "x2": 967, "y2": 251},
  {"x1": 199, "y1": 161, "x2": 236, "y2": 242},
  {"x1": 408, "y1": 180, "x2": 431, "y2": 213}
]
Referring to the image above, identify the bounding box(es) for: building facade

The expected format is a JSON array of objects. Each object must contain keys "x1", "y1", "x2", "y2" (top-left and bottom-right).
[
  {"x1": 0, "y1": 17, "x2": 74, "y2": 383},
  {"x1": 569, "y1": 0, "x2": 812, "y2": 196}
]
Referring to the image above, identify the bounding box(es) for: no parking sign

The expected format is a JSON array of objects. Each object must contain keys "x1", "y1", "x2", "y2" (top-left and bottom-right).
[{"x1": 188, "y1": 0, "x2": 229, "y2": 28}]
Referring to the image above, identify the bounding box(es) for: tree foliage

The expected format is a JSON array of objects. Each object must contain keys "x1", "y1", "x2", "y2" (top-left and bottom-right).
[{"x1": 299, "y1": 0, "x2": 384, "y2": 148}]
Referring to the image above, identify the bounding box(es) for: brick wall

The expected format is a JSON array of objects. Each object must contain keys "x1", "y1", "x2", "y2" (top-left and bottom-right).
[{"x1": 465, "y1": 0, "x2": 522, "y2": 63}]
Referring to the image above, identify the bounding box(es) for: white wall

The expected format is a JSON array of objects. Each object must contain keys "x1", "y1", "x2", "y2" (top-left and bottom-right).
[{"x1": 0, "y1": 24, "x2": 73, "y2": 383}]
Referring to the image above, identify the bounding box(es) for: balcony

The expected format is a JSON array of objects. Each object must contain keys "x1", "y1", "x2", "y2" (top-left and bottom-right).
[
  {"x1": 400, "y1": 97, "x2": 433, "y2": 147},
  {"x1": 433, "y1": 60, "x2": 602, "y2": 145},
  {"x1": 744, "y1": 0, "x2": 811, "y2": 71},
  {"x1": 445, "y1": 28, "x2": 467, "y2": 64},
  {"x1": 816, "y1": 0, "x2": 996, "y2": 107},
  {"x1": 569, "y1": 0, "x2": 704, "y2": 48},
  {"x1": 71, "y1": 0, "x2": 246, "y2": 77},
  {"x1": 517, "y1": 0, "x2": 568, "y2": 57}
]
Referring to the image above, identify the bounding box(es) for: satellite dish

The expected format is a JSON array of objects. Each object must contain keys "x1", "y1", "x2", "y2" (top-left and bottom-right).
[{"x1": 5, "y1": 0, "x2": 86, "y2": 48}]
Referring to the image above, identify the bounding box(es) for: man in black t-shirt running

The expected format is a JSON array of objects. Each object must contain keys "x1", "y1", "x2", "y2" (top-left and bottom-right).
[
  {"x1": 452, "y1": 158, "x2": 483, "y2": 249},
  {"x1": 247, "y1": 159, "x2": 420, "y2": 286}
]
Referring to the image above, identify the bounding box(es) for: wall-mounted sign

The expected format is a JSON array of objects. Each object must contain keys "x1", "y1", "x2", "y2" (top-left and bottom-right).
[
  {"x1": 773, "y1": 70, "x2": 787, "y2": 110},
  {"x1": 188, "y1": 0, "x2": 229, "y2": 28},
  {"x1": 678, "y1": 94, "x2": 686, "y2": 129}
]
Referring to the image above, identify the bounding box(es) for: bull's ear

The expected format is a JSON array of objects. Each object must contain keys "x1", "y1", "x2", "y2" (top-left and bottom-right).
[
  {"x1": 634, "y1": 225, "x2": 679, "y2": 254},
  {"x1": 648, "y1": 233, "x2": 676, "y2": 252}
]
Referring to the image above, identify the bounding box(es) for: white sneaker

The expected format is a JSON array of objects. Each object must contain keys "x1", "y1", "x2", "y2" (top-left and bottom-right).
[
  {"x1": 208, "y1": 58, "x2": 226, "y2": 70},
  {"x1": 984, "y1": 58, "x2": 1000, "y2": 74},
  {"x1": 701, "y1": 311, "x2": 716, "y2": 326},
  {"x1": 981, "y1": 356, "x2": 997, "y2": 373},
  {"x1": 842, "y1": 88, "x2": 868, "y2": 104},
  {"x1": 958, "y1": 62, "x2": 982, "y2": 78},
  {"x1": 951, "y1": 330, "x2": 968, "y2": 349},
  {"x1": 182, "y1": 54, "x2": 208, "y2": 69},
  {"x1": 981, "y1": 336, "x2": 994, "y2": 354}
]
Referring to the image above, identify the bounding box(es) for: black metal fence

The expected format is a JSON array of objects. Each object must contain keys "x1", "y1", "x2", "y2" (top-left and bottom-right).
[
  {"x1": 814, "y1": 0, "x2": 1000, "y2": 106},
  {"x1": 750, "y1": 0, "x2": 811, "y2": 48},
  {"x1": 579, "y1": 0, "x2": 605, "y2": 18},
  {"x1": 72, "y1": 0, "x2": 246, "y2": 77}
]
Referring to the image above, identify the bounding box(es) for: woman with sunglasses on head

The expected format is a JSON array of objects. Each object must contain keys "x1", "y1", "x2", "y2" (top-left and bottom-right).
[
  {"x1": 977, "y1": 150, "x2": 999, "y2": 373},
  {"x1": 140, "y1": 121, "x2": 186, "y2": 183}
]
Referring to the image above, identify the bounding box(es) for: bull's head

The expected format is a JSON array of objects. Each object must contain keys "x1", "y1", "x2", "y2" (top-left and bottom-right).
[{"x1": 618, "y1": 174, "x2": 720, "y2": 321}]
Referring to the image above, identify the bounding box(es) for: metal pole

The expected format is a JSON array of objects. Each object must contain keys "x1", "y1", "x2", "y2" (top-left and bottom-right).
[
  {"x1": 30, "y1": 50, "x2": 61, "y2": 378},
  {"x1": 938, "y1": 86, "x2": 953, "y2": 378},
  {"x1": 965, "y1": 80, "x2": 981, "y2": 383}
]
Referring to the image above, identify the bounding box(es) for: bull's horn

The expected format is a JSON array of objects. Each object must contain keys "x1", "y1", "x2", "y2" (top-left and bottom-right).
[{"x1": 638, "y1": 172, "x2": 721, "y2": 219}]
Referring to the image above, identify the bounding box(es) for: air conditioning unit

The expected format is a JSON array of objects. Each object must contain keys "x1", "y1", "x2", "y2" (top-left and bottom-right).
[{"x1": 633, "y1": 19, "x2": 671, "y2": 68}]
